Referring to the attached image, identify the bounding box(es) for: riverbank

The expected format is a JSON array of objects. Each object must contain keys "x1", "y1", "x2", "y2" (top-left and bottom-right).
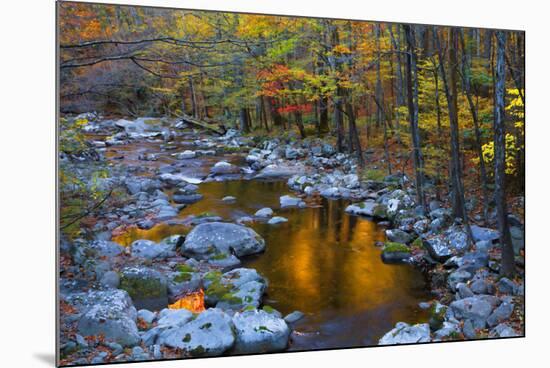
[{"x1": 58, "y1": 114, "x2": 524, "y2": 365}]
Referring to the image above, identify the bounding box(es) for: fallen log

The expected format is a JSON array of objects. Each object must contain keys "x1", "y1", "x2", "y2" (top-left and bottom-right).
[{"x1": 176, "y1": 114, "x2": 227, "y2": 135}]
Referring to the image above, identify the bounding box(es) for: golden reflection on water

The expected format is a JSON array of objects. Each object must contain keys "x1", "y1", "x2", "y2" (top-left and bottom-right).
[
  {"x1": 112, "y1": 223, "x2": 190, "y2": 247},
  {"x1": 112, "y1": 179, "x2": 429, "y2": 347}
]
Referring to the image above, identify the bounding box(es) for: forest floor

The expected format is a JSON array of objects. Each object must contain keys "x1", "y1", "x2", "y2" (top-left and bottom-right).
[{"x1": 58, "y1": 114, "x2": 525, "y2": 365}]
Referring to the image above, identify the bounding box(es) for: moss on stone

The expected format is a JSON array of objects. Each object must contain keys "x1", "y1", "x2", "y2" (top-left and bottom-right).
[
  {"x1": 173, "y1": 272, "x2": 192, "y2": 283},
  {"x1": 411, "y1": 237, "x2": 423, "y2": 249},
  {"x1": 182, "y1": 333, "x2": 192, "y2": 343},
  {"x1": 205, "y1": 279, "x2": 233, "y2": 300},
  {"x1": 176, "y1": 264, "x2": 195, "y2": 273},
  {"x1": 383, "y1": 242, "x2": 410, "y2": 253},
  {"x1": 210, "y1": 252, "x2": 229, "y2": 260},
  {"x1": 189, "y1": 345, "x2": 205, "y2": 356},
  {"x1": 262, "y1": 305, "x2": 276, "y2": 314},
  {"x1": 119, "y1": 275, "x2": 166, "y2": 299},
  {"x1": 373, "y1": 204, "x2": 387, "y2": 219},
  {"x1": 221, "y1": 293, "x2": 242, "y2": 305}
]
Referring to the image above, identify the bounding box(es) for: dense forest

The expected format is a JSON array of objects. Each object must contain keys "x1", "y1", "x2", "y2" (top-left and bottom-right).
[{"x1": 58, "y1": 2, "x2": 525, "y2": 365}]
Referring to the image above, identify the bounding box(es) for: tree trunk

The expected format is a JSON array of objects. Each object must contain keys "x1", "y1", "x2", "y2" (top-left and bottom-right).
[
  {"x1": 188, "y1": 76, "x2": 198, "y2": 118},
  {"x1": 239, "y1": 107, "x2": 250, "y2": 133},
  {"x1": 435, "y1": 27, "x2": 475, "y2": 246},
  {"x1": 494, "y1": 31, "x2": 515, "y2": 277},
  {"x1": 403, "y1": 24, "x2": 426, "y2": 212},
  {"x1": 345, "y1": 96, "x2": 364, "y2": 167},
  {"x1": 459, "y1": 30, "x2": 490, "y2": 223}
]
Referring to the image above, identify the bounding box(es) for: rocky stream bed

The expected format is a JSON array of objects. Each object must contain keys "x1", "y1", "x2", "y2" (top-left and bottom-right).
[{"x1": 58, "y1": 114, "x2": 525, "y2": 365}]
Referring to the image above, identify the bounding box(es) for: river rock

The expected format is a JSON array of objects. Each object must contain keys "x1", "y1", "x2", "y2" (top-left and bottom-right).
[
  {"x1": 454, "y1": 251, "x2": 489, "y2": 274},
  {"x1": 345, "y1": 201, "x2": 386, "y2": 218},
  {"x1": 176, "y1": 150, "x2": 196, "y2": 159},
  {"x1": 210, "y1": 161, "x2": 240, "y2": 175},
  {"x1": 490, "y1": 323, "x2": 519, "y2": 338},
  {"x1": 487, "y1": 301, "x2": 514, "y2": 327},
  {"x1": 183, "y1": 222, "x2": 265, "y2": 259},
  {"x1": 385, "y1": 229, "x2": 412, "y2": 244},
  {"x1": 284, "y1": 311, "x2": 305, "y2": 324},
  {"x1": 280, "y1": 195, "x2": 306, "y2": 208},
  {"x1": 268, "y1": 216, "x2": 288, "y2": 225},
  {"x1": 232, "y1": 310, "x2": 291, "y2": 354},
  {"x1": 119, "y1": 267, "x2": 168, "y2": 311},
  {"x1": 378, "y1": 322, "x2": 431, "y2": 345},
  {"x1": 157, "y1": 308, "x2": 235, "y2": 356},
  {"x1": 137, "y1": 309, "x2": 157, "y2": 325},
  {"x1": 87, "y1": 240, "x2": 125, "y2": 259},
  {"x1": 447, "y1": 269, "x2": 472, "y2": 290},
  {"x1": 255, "y1": 207, "x2": 274, "y2": 218},
  {"x1": 100, "y1": 271, "x2": 120, "y2": 289},
  {"x1": 255, "y1": 164, "x2": 304, "y2": 179},
  {"x1": 216, "y1": 280, "x2": 266, "y2": 312},
  {"x1": 433, "y1": 321, "x2": 461, "y2": 341},
  {"x1": 130, "y1": 239, "x2": 175, "y2": 260},
  {"x1": 470, "y1": 225, "x2": 500, "y2": 242},
  {"x1": 497, "y1": 277, "x2": 518, "y2": 295},
  {"x1": 450, "y1": 296, "x2": 493, "y2": 329},
  {"x1": 76, "y1": 289, "x2": 140, "y2": 347},
  {"x1": 172, "y1": 193, "x2": 203, "y2": 204}
]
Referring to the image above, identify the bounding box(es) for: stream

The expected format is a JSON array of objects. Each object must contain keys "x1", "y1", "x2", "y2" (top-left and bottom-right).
[{"x1": 104, "y1": 134, "x2": 431, "y2": 350}]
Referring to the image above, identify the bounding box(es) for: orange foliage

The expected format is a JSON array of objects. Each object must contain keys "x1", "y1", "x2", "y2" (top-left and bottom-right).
[{"x1": 168, "y1": 289, "x2": 205, "y2": 313}]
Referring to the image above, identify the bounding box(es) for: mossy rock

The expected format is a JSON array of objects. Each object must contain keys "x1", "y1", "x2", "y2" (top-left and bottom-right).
[
  {"x1": 119, "y1": 267, "x2": 168, "y2": 310},
  {"x1": 381, "y1": 242, "x2": 411, "y2": 264},
  {"x1": 429, "y1": 303, "x2": 447, "y2": 331},
  {"x1": 411, "y1": 237, "x2": 423, "y2": 249},
  {"x1": 373, "y1": 204, "x2": 388, "y2": 219}
]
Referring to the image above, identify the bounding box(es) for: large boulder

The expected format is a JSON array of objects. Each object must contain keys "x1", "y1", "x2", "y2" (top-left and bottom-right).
[
  {"x1": 424, "y1": 227, "x2": 469, "y2": 262},
  {"x1": 119, "y1": 267, "x2": 168, "y2": 311},
  {"x1": 232, "y1": 309, "x2": 291, "y2": 354},
  {"x1": 183, "y1": 222, "x2": 265, "y2": 259},
  {"x1": 76, "y1": 289, "x2": 140, "y2": 347},
  {"x1": 204, "y1": 268, "x2": 267, "y2": 309},
  {"x1": 378, "y1": 322, "x2": 431, "y2": 345},
  {"x1": 216, "y1": 281, "x2": 266, "y2": 312},
  {"x1": 157, "y1": 308, "x2": 235, "y2": 356}
]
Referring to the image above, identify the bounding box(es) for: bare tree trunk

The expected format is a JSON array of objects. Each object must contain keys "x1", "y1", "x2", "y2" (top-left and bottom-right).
[
  {"x1": 188, "y1": 76, "x2": 198, "y2": 118},
  {"x1": 435, "y1": 27, "x2": 475, "y2": 246},
  {"x1": 403, "y1": 24, "x2": 426, "y2": 212},
  {"x1": 459, "y1": 30, "x2": 490, "y2": 223},
  {"x1": 375, "y1": 24, "x2": 383, "y2": 129},
  {"x1": 239, "y1": 107, "x2": 250, "y2": 133},
  {"x1": 494, "y1": 31, "x2": 515, "y2": 277},
  {"x1": 345, "y1": 95, "x2": 364, "y2": 167}
]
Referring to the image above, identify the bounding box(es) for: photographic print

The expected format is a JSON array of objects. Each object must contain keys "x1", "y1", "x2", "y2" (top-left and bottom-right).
[{"x1": 57, "y1": 1, "x2": 525, "y2": 366}]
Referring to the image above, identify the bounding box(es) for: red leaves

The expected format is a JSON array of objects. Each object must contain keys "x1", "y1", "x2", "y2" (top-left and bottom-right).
[{"x1": 277, "y1": 104, "x2": 313, "y2": 114}]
